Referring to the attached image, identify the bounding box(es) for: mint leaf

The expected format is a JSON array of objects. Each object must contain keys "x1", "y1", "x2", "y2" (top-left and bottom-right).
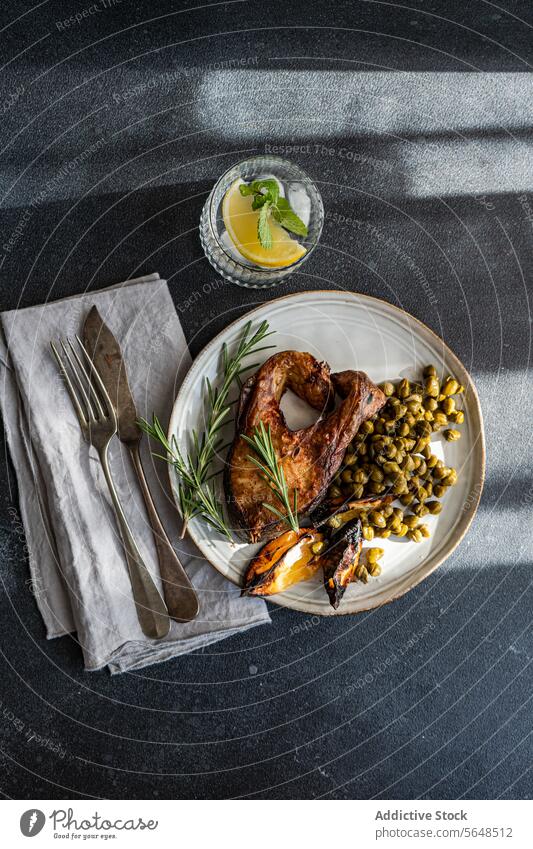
[
  {"x1": 239, "y1": 183, "x2": 254, "y2": 197},
  {"x1": 250, "y1": 179, "x2": 279, "y2": 205},
  {"x1": 258, "y1": 201, "x2": 272, "y2": 249},
  {"x1": 272, "y1": 197, "x2": 308, "y2": 237},
  {"x1": 252, "y1": 193, "x2": 269, "y2": 210}
]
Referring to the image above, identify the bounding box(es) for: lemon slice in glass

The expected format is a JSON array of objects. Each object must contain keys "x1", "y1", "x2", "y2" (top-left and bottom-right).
[{"x1": 222, "y1": 179, "x2": 307, "y2": 268}]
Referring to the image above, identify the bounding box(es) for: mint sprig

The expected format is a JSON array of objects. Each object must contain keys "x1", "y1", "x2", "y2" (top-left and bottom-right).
[{"x1": 239, "y1": 179, "x2": 308, "y2": 249}]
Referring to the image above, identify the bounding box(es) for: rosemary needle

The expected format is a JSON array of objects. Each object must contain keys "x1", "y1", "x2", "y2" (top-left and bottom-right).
[
  {"x1": 139, "y1": 319, "x2": 275, "y2": 539},
  {"x1": 242, "y1": 421, "x2": 299, "y2": 533}
]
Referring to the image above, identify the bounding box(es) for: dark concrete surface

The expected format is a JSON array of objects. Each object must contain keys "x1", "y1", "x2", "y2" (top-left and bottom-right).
[{"x1": 0, "y1": 0, "x2": 532, "y2": 799}]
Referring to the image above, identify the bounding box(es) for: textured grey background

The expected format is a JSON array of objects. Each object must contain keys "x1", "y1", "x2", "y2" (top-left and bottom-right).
[{"x1": 0, "y1": 0, "x2": 532, "y2": 799}]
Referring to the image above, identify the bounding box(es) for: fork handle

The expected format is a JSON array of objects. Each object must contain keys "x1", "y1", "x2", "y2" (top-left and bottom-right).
[
  {"x1": 98, "y1": 445, "x2": 170, "y2": 640},
  {"x1": 128, "y1": 443, "x2": 199, "y2": 622}
]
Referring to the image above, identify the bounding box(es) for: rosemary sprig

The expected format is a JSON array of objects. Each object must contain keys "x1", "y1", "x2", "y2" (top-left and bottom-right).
[
  {"x1": 139, "y1": 319, "x2": 275, "y2": 538},
  {"x1": 241, "y1": 421, "x2": 299, "y2": 533}
]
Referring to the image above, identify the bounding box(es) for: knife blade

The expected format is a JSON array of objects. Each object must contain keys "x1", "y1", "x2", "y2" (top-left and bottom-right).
[
  {"x1": 83, "y1": 306, "x2": 199, "y2": 623},
  {"x1": 83, "y1": 305, "x2": 140, "y2": 443}
]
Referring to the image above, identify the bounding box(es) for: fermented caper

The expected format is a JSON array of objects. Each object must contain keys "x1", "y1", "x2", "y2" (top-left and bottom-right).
[
  {"x1": 418, "y1": 524, "x2": 431, "y2": 538},
  {"x1": 423, "y1": 397, "x2": 438, "y2": 412},
  {"x1": 442, "y1": 377, "x2": 459, "y2": 396},
  {"x1": 425, "y1": 376, "x2": 440, "y2": 397},
  {"x1": 398, "y1": 378, "x2": 411, "y2": 398},
  {"x1": 341, "y1": 469, "x2": 352, "y2": 483},
  {"x1": 351, "y1": 484, "x2": 364, "y2": 498},
  {"x1": 367, "y1": 547, "x2": 385, "y2": 564},
  {"x1": 380, "y1": 381, "x2": 395, "y2": 396},
  {"x1": 400, "y1": 493, "x2": 415, "y2": 506},
  {"x1": 396, "y1": 522, "x2": 409, "y2": 537},
  {"x1": 433, "y1": 411, "x2": 448, "y2": 429},
  {"x1": 329, "y1": 485, "x2": 342, "y2": 498},
  {"x1": 433, "y1": 484, "x2": 447, "y2": 498},
  {"x1": 444, "y1": 428, "x2": 461, "y2": 442},
  {"x1": 368, "y1": 562, "x2": 382, "y2": 577},
  {"x1": 360, "y1": 420, "x2": 374, "y2": 434},
  {"x1": 344, "y1": 452, "x2": 357, "y2": 466},
  {"x1": 426, "y1": 500, "x2": 442, "y2": 514},
  {"x1": 408, "y1": 528, "x2": 423, "y2": 542},
  {"x1": 404, "y1": 515, "x2": 419, "y2": 529},
  {"x1": 452, "y1": 410, "x2": 465, "y2": 424},
  {"x1": 369, "y1": 510, "x2": 386, "y2": 528},
  {"x1": 423, "y1": 364, "x2": 437, "y2": 378},
  {"x1": 383, "y1": 461, "x2": 401, "y2": 476},
  {"x1": 442, "y1": 469, "x2": 458, "y2": 486},
  {"x1": 362, "y1": 525, "x2": 374, "y2": 541},
  {"x1": 358, "y1": 565, "x2": 369, "y2": 583},
  {"x1": 393, "y1": 478, "x2": 409, "y2": 495},
  {"x1": 402, "y1": 455, "x2": 415, "y2": 473},
  {"x1": 441, "y1": 397, "x2": 455, "y2": 416},
  {"x1": 377, "y1": 528, "x2": 392, "y2": 538}
]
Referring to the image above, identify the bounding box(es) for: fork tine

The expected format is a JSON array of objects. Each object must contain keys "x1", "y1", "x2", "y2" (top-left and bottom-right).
[
  {"x1": 59, "y1": 339, "x2": 96, "y2": 423},
  {"x1": 67, "y1": 338, "x2": 106, "y2": 420},
  {"x1": 50, "y1": 341, "x2": 88, "y2": 428},
  {"x1": 75, "y1": 335, "x2": 116, "y2": 423}
]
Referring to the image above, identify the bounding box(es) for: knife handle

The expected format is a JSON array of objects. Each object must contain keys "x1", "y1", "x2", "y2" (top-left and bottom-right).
[
  {"x1": 128, "y1": 443, "x2": 199, "y2": 622},
  {"x1": 98, "y1": 444, "x2": 170, "y2": 640}
]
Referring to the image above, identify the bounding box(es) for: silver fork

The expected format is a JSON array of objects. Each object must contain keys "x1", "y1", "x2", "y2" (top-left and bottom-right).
[{"x1": 50, "y1": 336, "x2": 170, "y2": 640}]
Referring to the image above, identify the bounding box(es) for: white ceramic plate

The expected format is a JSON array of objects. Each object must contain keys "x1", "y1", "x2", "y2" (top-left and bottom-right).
[{"x1": 168, "y1": 291, "x2": 485, "y2": 615}]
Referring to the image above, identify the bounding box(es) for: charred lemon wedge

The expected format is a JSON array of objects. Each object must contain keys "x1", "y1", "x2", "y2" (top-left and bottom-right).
[{"x1": 242, "y1": 528, "x2": 324, "y2": 596}]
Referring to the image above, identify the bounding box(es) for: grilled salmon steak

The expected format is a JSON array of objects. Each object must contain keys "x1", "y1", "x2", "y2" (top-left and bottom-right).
[{"x1": 225, "y1": 351, "x2": 386, "y2": 542}]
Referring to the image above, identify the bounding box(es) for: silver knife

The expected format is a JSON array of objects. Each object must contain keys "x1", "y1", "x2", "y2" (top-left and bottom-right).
[{"x1": 83, "y1": 306, "x2": 199, "y2": 623}]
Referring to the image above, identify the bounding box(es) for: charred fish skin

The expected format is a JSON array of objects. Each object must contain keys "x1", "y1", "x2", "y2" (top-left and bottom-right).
[
  {"x1": 225, "y1": 351, "x2": 334, "y2": 542},
  {"x1": 225, "y1": 352, "x2": 386, "y2": 543}
]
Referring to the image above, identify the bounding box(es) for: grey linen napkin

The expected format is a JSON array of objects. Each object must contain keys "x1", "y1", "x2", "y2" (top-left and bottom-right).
[{"x1": 0, "y1": 273, "x2": 270, "y2": 673}]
